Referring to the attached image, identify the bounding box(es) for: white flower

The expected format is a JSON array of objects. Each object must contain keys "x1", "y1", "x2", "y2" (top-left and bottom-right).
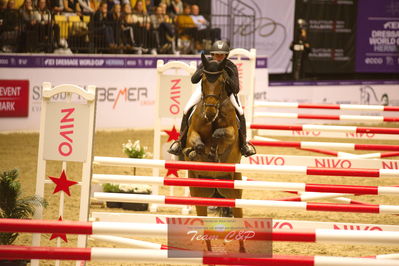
[{"x1": 119, "y1": 184, "x2": 152, "y2": 193}]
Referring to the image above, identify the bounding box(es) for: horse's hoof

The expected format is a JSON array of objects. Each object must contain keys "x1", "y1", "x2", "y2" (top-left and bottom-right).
[
  {"x1": 189, "y1": 150, "x2": 197, "y2": 160},
  {"x1": 212, "y1": 128, "x2": 225, "y2": 140},
  {"x1": 195, "y1": 143, "x2": 205, "y2": 153}
]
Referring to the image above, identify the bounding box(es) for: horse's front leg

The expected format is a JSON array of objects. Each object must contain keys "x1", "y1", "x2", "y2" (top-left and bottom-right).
[{"x1": 184, "y1": 130, "x2": 205, "y2": 160}]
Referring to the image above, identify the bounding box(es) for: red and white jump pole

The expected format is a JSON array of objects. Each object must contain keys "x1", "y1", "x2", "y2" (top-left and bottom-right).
[
  {"x1": 1, "y1": 246, "x2": 398, "y2": 265},
  {"x1": 93, "y1": 156, "x2": 399, "y2": 178},
  {"x1": 92, "y1": 174, "x2": 399, "y2": 196},
  {"x1": 2, "y1": 218, "x2": 399, "y2": 245},
  {"x1": 93, "y1": 192, "x2": 399, "y2": 214},
  {"x1": 250, "y1": 123, "x2": 399, "y2": 135},
  {"x1": 249, "y1": 139, "x2": 399, "y2": 151},
  {"x1": 253, "y1": 112, "x2": 399, "y2": 122},
  {"x1": 254, "y1": 101, "x2": 399, "y2": 112}
]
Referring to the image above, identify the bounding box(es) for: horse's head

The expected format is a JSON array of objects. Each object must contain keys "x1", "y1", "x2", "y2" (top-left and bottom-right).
[{"x1": 200, "y1": 53, "x2": 228, "y2": 122}]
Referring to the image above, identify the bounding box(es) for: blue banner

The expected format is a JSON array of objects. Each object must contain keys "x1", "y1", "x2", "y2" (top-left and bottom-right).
[{"x1": 355, "y1": 0, "x2": 399, "y2": 73}]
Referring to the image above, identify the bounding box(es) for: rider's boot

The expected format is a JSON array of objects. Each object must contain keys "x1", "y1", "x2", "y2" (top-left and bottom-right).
[
  {"x1": 238, "y1": 114, "x2": 256, "y2": 157},
  {"x1": 168, "y1": 112, "x2": 190, "y2": 155}
]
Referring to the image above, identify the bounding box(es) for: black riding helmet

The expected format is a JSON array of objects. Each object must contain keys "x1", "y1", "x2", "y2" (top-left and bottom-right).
[{"x1": 210, "y1": 40, "x2": 230, "y2": 55}]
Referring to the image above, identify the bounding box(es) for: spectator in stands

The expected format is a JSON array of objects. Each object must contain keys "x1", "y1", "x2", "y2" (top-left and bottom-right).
[
  {"x1": 144, "y1": 0, "x2": 153, "y2": 14},
  {"x1": 175, "y1": 3, "x2": 196, "y2": 53},
  {"x1": 62, "y1": 0, "x2": 77, "y2": 13},
  {"x1": 166, "y1": 0, "x2": 181, "y2": 18},
  {"x1": 77, "y1": 0, "x2": 94, "y2": 14},
  {"x1": 49, "y1": 0, "x2": 64, "y2": 14},
  {"x1": 150, "y1": 4, "x2": 174, "y2": 53},
  {"x1": 1, "y1": 0, "x2": 21, "y2": 52},
  {"x1": 190, "y1": 4, "x2": 220, "y2": 50},
  {"x1": 121, "y1": 3, "x2": 136, "y2": 49},
  {"x1": 36, "y1": 0, "x2": 58, "y2": 51},
  {"x1": 110, "y1": 3, "x2": 123, "y2": 47},
  {"x1": 19, "y1": 0, "x2": 41, "y2": 51},
  {"x1": 132, "y1": 0, "x2": 157, "y2": 54},
  {"x1": 93, "y1": 1, "x2": 117, "y2": 49}
]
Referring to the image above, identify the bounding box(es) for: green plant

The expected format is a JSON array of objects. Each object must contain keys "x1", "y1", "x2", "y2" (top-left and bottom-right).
[
  {"x1": 102, "y1": 183, "x2": 121, "y2": 193},
  {"x1": 0, "y1": 169, "x2": 48, "y2": 245}
]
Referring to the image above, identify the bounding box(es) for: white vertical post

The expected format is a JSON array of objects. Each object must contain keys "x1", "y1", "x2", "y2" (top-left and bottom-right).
[{"x1": 32, "y1": 82, "x2": 97, "y2": 266}]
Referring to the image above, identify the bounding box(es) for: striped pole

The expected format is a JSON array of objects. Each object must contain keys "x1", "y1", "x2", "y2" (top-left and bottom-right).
[
  {"x1": 249, "y1": 139, "x2": 399, "y2": 151},
  {"x1": 92, "y1": 174, "x2": 399, "y2": 196},
  {"x1": 253, "y1": 101, "x2": 399, "y2": 112},
  {"x1": 250, "y1": 124, "x2": 399, "y2": 134},
  {"x1": 250, "y1": 124, "x2": 399, "y2": 135},
  {"x1": 1, "y1": 246, "x2": 398, "y2": 265},
  {"x1": 252, "y1": 136, "x2": 399, "y2": 159},
  {"x1": 254, "y1": 112, "x2": 399, "y2": 122},
  {"x1": 93, "y1": 192, "x2": 399, "y2": 214},
  {"x1": 91, "y1": 212, "x2": 399, "y2": 232},
  {"x1": 93, "y1": 156, "x2": 399, "y2": 178},
  {"x1": 2, "y1": 219, "x2": 399, "y2": 245}
]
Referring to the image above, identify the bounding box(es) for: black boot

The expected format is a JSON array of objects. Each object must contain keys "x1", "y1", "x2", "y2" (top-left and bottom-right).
[
  {"x1": 168, "y1": 112, "x2": 190, "y2": 155},
  {"x1": 238, "y1": 114, "x2": 256, "y2": 157}
]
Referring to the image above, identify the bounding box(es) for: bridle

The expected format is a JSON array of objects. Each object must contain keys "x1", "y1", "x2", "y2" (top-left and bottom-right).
[{"x1": 201, "y1": 71, "x2": 229, "y2": 122}]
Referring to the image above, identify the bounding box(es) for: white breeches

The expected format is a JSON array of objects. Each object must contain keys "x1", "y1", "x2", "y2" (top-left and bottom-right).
[{"x1": 183, "y1": 82, "x2": 244, "y2": 116}]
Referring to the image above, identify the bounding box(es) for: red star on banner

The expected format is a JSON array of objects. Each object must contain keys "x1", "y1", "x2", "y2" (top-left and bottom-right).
[
  {"x1": 163, "y1": 125, "x2": 180, "y2": 142},
  {"x1": 48, "y1": 170, "x2": 78, "y2": 196},
  {"x1": 49, "y1": 216, "x2": 68, "y2": 242},
  {"x1": 166, "y1": 168, "x2": 179, "y2": 177}
]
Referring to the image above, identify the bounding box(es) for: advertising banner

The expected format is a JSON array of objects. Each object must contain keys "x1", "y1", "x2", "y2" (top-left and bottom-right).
[
  {"x1": 355, "y1": 0, "x2": 399, "y2": 73},
  {"x1": 0, "y1": 80, "x2": 29, "y2": 117},
  {"x1": 294, "y1": 0, "x2": 356, "y2": 73},
  {"x1": 43, "y1": 102, "x2": 90, "y2": 162}
]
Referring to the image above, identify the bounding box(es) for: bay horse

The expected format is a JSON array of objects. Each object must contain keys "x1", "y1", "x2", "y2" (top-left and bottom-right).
[{"x1": 182, "y1": 53, "x2": 244, "y2": 252}]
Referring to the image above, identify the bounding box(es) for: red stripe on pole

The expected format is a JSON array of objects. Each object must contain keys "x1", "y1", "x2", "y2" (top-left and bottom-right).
[
  {"x1": 298, "y1": 104, "x2": 340, "y2": 110},
  {"x1": 384, "y1": 106, "x2": 399, "y2": 112},
  {"x1": 0, "y1": 245, "x2": 91, "y2": 261},
  {"x1": 383, "y1": 117, "x2": 399, "y2": 122},
  {"x1": 249, "y1": 140, "x2": 301, "y2": 148},
  {"x1": 354, "y1": 143, "x2": 399, "y2": 151},
  {"x1": 301, "y1": 148, "x2": 338, "y2": 156},
  {"x1": 164, "y1": 177, "x2": 235, "y2": 189},
  {"x1": 0, "y1": 218, "x2": 93, "y2": 234},
  {"x1": 272, "y1": 231, "x2": 316, "y2": 242},
  {"x1": 297, "y1": 114, "x2": 340, "y2": 120},
  {"x1": 165, "y1": 160, "x2": 236, "y2": 172},
  {"x1": 164, "y1": 196, "x2": 236, "y2": 207},
  {"x1": 305, "y1": 184, "x2": 379, "y2": 195},
  {"x1": 380, "y1": 152, "x2": 399, "y2": 158},
  {"x1": 250, "y1": 124, "x2": 304, "y2": 131},
  {"x1": 277, "y1": 196, "x2": 302, "y2": 201},
  {"x1": 306, "y1": 168, "x2": 380, "y2": 177},
  {"x1": 203, "y1": 255, "x2": 315, "y2": 266},
  {"x1": 306, "y1": 203, "x2": 380, "y2": 213},
  {"x1": 356, "y1": 127, "x2": 399, "y2": 135}
]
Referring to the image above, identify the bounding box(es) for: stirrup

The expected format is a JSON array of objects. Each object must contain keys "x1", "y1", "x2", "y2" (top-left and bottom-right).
[
  {"x1": 241, "y1": 142, "x2": 256, "y2": 157},
  {"x1": 168, "y1": 140, "x2": 182, "y2": 155}
]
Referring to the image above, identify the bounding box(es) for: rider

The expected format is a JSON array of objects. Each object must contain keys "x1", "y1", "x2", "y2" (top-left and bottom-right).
[{"x1": 168, "y1": 40, "x2": 256, "y2": 157}]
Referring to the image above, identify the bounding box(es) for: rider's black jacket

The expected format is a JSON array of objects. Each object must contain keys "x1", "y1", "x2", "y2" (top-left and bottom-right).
[{"x1": 191, "y1": 58, "x2": 240, "y2": 96}]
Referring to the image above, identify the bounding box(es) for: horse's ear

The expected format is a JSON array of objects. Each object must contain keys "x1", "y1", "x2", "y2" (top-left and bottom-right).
[
  {"x1": 218, "y1": 57, "x2": 227, "y2": 71},
  {"x1": 201, "y1": 52, "x2": 209, "y2": 69}
]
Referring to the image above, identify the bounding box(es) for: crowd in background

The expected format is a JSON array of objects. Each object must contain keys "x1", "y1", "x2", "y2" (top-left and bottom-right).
[{"x1": 0, "y1": 0, "x2": 221, "y2": 54}]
